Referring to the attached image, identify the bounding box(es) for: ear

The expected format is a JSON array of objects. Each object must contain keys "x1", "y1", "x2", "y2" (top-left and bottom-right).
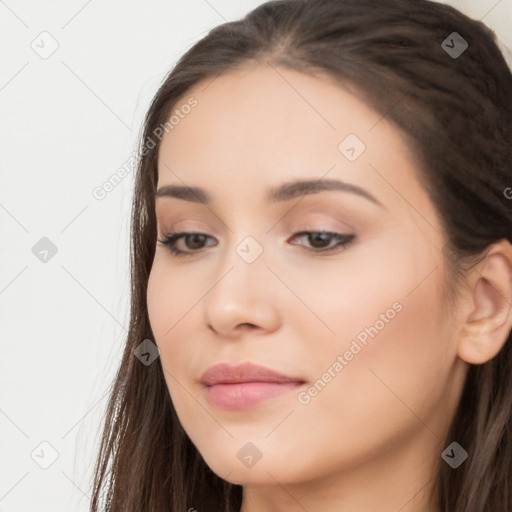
[{"x1": 457, "y1": 239, "x2": 512, "y2": 365}]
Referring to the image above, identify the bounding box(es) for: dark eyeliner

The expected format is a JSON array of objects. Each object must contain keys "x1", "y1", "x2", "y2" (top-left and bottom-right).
[{"x1": 157, "y1": 231, "x2": 355, "y2": 257}]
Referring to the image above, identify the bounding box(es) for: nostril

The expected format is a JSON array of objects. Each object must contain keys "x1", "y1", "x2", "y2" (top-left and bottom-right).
[{"x1": 238, "y1": 323, "x2": 257, "y2": 330}]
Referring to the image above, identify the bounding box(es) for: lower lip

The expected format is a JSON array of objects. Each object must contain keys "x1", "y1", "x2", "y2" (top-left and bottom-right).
[{"x1": 204, "y1": 381, "x2": 303, "y2": 410}]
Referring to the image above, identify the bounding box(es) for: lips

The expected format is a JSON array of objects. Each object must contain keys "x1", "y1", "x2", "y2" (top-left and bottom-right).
[
  {"x1": 200, "y1": 362, "x2": 306, "y2": 410},
  {"x1": 200, "y1": 361, "x2": 304, "y2": 386}
]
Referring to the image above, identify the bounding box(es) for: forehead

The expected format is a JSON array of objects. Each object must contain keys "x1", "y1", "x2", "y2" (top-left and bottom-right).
[
  {"x1": 158, "y1": 64, "x2": 390, "y2": 166},
  {"x1": 156, "y1": 63, "x2": 437, "y2": 226}
]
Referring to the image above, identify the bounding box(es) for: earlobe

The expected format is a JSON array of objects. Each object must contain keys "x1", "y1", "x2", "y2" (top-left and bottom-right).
[{"x1": 457, "y1": 240, "x2": 512, "y2": 365}]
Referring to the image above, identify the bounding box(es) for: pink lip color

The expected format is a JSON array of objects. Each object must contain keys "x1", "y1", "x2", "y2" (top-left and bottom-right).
[
  {"x1": 205, "y1": 381, "x2": 303, "y2": 410},
  {"x1": 200, "y1": 362, "x2": 305, "y2": 410}
]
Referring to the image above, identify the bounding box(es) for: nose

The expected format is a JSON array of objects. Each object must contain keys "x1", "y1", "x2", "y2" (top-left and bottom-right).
[{"x1": 202, "y1": 246, "x2": 281, "y2": 338}]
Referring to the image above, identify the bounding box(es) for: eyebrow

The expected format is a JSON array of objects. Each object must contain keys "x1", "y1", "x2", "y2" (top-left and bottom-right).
[{"x1": 155, "y1": 178, "x2": 384, "y2": 208}]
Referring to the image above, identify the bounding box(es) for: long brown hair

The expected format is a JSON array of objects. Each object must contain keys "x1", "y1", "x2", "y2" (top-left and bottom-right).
[{"x1": 89, "y1": 0, "x2": 512, "y2": 510}]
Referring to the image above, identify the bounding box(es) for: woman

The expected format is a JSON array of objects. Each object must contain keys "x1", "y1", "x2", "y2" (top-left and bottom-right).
[{"x1": 89, "y1": 0, "x2": 512, "y2": 510}]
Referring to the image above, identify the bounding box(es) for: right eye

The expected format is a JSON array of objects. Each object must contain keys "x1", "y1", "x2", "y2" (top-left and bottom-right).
[{"x1": 157, "y1": 232, "x2": 217, "y2": 257}]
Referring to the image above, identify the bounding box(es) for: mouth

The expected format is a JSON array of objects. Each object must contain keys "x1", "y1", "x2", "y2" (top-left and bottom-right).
[{"x1": 200, "y1": 362, "x2": 306, "y2": 410}]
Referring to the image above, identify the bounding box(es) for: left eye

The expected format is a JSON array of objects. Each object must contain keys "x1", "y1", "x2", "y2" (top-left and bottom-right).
[
  {"x1": 290, "y1": 231, "x2": 356, "y2": 252},
  {"x1": 157, "y1": 231, "x2": 356, "y2": 257}
]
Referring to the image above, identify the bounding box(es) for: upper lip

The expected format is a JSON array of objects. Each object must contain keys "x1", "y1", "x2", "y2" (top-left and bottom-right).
[{"x1": 200, "y1": 362, "x2": 305, "y2": 386}]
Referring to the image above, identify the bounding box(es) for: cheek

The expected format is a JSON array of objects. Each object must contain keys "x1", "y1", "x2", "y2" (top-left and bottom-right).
[
  {"x1": 146, "y1": 260, "x2": 203, "y2": 381},
  {"x1": 146, "y1": 260, "x2": 192, "y2": 339},
  {"x1": 284, "y1": 241, "x2": 415, "y2": 344},
  {"x1": 147, "y1": 272, "x2": 212, "y2": 442},
  {"x1": 146, "y1": 263, "x2": 188, "y2": 378},
  {"x1": 318, "y1": 284, "x2": 448, "y2": 437},
  {"x1": 296, "y1": 238, "x2": 450, "y2": 416},
  {"x1": 304, "y1": 226, "x2": 442, "y2": 341}
]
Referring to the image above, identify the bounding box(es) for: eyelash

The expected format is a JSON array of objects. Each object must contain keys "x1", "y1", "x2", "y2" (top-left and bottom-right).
[{"x1": 157, "y1": 230, "x2": 356, "y2": 257}]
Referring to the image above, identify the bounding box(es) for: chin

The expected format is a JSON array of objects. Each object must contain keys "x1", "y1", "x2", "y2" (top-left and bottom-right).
[{"x1": 199, "y1": 445, "x2": 310, "y2": 487}]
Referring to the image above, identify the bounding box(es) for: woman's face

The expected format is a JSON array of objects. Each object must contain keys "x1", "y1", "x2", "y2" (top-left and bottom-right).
[{"x1": 147, "y1": 64, "x2": 467, "y2": 501}]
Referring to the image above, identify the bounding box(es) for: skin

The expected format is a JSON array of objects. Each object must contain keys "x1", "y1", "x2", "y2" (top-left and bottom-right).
[{"x1": 146, "y1": 62, "x2": 512, "y2": 511}]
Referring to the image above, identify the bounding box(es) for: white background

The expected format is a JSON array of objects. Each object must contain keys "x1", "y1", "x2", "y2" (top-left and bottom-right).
[{"x1": 1, "y1": 1, "x2": 511, "y2": 510}]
